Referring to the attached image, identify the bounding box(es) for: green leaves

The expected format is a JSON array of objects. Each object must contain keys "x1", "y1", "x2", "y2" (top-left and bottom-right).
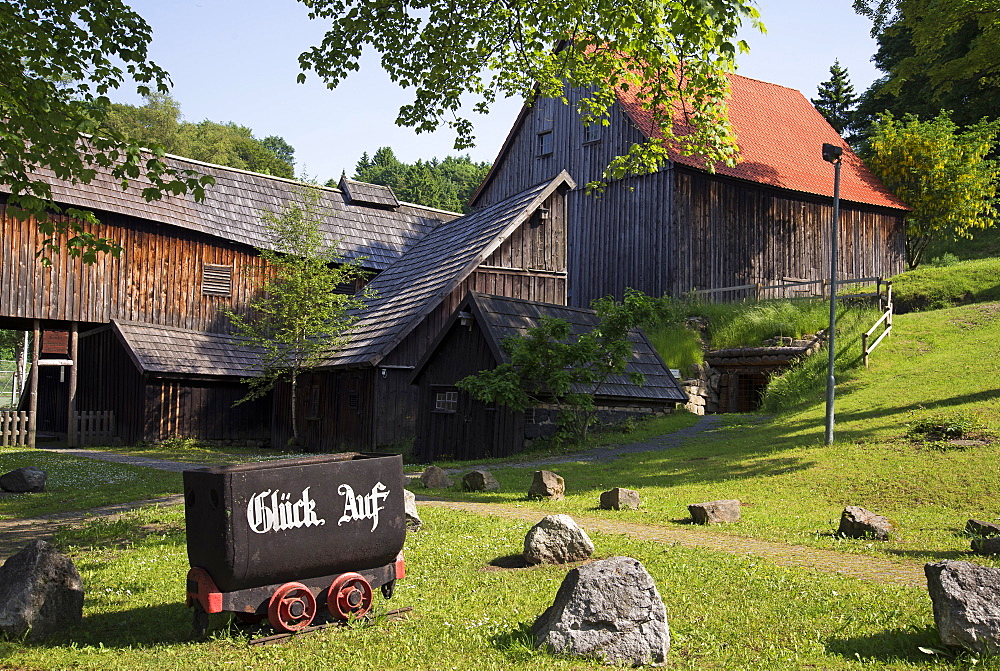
[
  {"x1": 298, "y1": 0, "x2": 761, "y2": 178},
  {"x1": 864, "y1": 112, "x2": 1000, "y2": 269},
  {"x1": 1, "y1": 1, "x2": 210, "y2": 263}
]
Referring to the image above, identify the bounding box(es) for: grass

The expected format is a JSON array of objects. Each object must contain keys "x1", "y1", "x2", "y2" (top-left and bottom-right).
[
  {"x1": 924, "y1": 225, "x2": 1000, "y2": 262},
  {"x1": 422, "y1": 302, "x2": 1000, "y2": 567},
  {"x1": 889, "y1": 257, "x2": 1000, "y2": 313},
  {"x1": 646, "y1": 297, "x2": 843, "y2": 370},
  {"x1": 93, "y1": 438, "x2": 307, "y2": 466},
  {"x1": 1, "y1": 504, "x2": 990, "y2": 670},
  {"x1": 0, "y1": 447, "x2": 181, "y2": 519}
]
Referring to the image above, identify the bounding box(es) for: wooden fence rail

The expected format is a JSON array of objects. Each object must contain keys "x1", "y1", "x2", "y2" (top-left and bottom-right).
[
  {"x1": 0, "y1": 410, "x2": 32, "y2": 447},
  {"x1": 862, "y1": 282, "x2": 894, "y2": 367},
  {"x1": 690, "y1": 276, "x2": 885, "y2": 301},
  {"x1": 75, "y1": 411, "x2": 116, "y2": 446}
]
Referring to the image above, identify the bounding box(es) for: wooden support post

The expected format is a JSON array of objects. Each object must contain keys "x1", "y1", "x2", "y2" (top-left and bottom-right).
[
  {"x1": 28, "y1": 320, "x2": 39, "y2": 448},
  {"x1": 862, "y1": 332, "x2": 869, "y2": 368},
  {"x1": 67, "y1": 322, "x2": 78, "y2": 447}
]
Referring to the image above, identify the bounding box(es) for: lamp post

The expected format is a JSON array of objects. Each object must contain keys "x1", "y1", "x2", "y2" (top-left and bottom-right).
[{"x1": 822, "y1": 143, "x2": 843, "y2": 445}]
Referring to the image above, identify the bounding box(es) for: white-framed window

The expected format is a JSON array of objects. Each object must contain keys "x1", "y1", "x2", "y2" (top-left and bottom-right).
[
  {"x1": 433, "y1": 389, "x2": 459, "y2": 413},
  {"x1": 583, "y1": 122, "x2": 602, "y2": 144}
]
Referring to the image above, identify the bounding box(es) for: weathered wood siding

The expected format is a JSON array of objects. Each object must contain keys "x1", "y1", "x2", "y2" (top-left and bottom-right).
[
  {"x1": 412, "y1": 321, "x2": 523, "y2": 461},
  {"x1": 143, "y1": 378, "x2": 270, "y2": 443},
  {"x1": 77, "y1": 327, "x2": 146, "y2": 444},
  {"x1": 271, "y1": 369, "x2": 375, "y2": 451},
  {"x1": 472, "y1": 93, "x2": 907, "y2": 307},
  {"x1": 0, "y1": 198, "x2": 269, "y2": 332}
]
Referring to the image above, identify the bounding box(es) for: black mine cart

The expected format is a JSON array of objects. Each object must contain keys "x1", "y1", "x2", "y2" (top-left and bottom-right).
[{"x1": 183, "y1": 452, "x2": 406, "y2": 634}]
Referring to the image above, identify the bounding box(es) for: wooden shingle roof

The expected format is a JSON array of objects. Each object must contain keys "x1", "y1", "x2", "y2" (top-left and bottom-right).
[
  {"x1": 339, "y1": 177, "x2": 400, "y2": 209},
  {"x1": 325, "y1": 172, "x2": 576, "y2": 368},
  {"x1": 113, "y1": 320, "x2": 262, "y2": 378},
  {"x1": 417, "y1": 292, "x2": 687, "y2": 403},
  {"x1": 4, "y1": 155, "x2": 457, "y2": 270}
]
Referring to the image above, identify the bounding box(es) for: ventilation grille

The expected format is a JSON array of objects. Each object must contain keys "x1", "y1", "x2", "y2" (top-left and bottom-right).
[{"x1": 202, "y1": 264, "x2": 233, "y2": 296}]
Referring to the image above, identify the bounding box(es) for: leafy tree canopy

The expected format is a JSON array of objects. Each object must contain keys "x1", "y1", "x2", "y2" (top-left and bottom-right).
[
  {"x1": 457, "y1": 289, "x2": 654, "y2": 444},
  {"x1": 297, "y1": 0, "x2": 762, "y2": 183},
  {"x1": 812, "y1": 60, "x2": 859, "y2": 139},
  {"x1": 863, "y1": 112, "x2": 1000, "y2": 269},
  {"x1": 104, "y1": 94, "x2": 296, "y2": 179},
  {"x1": 224, "y1": 188, "x2": 374, "y2": 446},
  {"x1": 341, "y1": 147, "x2": 490, "y2": 213},
  {"x1": 0, "y1": 0, "x2": 214, "y2": 262},
  {"x1": 852, "y1": 0, "x2": 999, "y2": 139}
]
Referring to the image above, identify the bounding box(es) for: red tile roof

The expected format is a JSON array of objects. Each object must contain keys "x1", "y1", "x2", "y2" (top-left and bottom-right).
[{"x1": 617, "y1": 73, "x2": 908, "y2": 210}]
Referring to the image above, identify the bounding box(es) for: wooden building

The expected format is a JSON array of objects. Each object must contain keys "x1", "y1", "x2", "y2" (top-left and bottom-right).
[
  {"x1": 0, "y1": 156, "x2": 457, "y2": 444},
  {"x1": 270, "y1": 172, "x2": 577, "y2": 450},
  {"x1": 471, "y1": 73, "x2": 909, "y2": 307},
  {"x1": 410, "y1": 292, "x2": 688, "y2": 461}
]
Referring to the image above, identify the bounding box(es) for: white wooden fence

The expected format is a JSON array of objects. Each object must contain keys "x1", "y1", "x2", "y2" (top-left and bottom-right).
[
  {"x1": 862, "y1": 282, "x2": 894, "y2": 367},
  {"x1": 0, "y1": 410, "x2": 31, "y2": 447}
]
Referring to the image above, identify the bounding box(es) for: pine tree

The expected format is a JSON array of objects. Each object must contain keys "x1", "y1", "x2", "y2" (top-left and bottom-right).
[{"x1": 812, "y1": 60, "x2": 859, "y2": 138}]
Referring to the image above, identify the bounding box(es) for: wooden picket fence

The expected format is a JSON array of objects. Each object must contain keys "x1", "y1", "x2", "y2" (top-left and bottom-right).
[
  {"x1": 0, "y1": 410, "x2": 32, "y2": 447},
  {"x1": 75, "y1": 411, "x2": 116, "y2": 446}
]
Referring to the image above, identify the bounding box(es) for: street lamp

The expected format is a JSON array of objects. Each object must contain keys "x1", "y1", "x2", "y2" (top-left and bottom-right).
[{"x1": 822, "y1": 143, "x2": 843, "y2": 445}]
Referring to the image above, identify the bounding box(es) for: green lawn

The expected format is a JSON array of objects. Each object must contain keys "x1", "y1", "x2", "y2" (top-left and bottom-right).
[
  {"x1": 0, "y1": 504, "x2": 986, "y2": 670},
  {"x1": 423, "y1": 303, "x2": 1000, "y2": 566}
]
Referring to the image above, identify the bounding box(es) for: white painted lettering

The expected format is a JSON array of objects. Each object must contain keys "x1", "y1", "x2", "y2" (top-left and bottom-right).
[
  {"x1": 337, "y1": 482, "x2": 391, "y2": 531},
  {"x1": 246, "y1": 487, "x2": 326, "y2": 534}
]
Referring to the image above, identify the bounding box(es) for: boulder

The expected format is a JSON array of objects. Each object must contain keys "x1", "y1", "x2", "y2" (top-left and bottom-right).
[
  {"x1": 0, "y1": 541, "x2": 84, "y2": 640},
  {"x1": 925, "y1": 560, "x2": 1000, "y2": 654},
  {"x1": 462, "y1": 470, "x2": 500, "y2": 492},
  {"x1": 403, "y1": 489, "x2": 422, "y2": 531},
  {"x1": 838, "y1": 506, "x2": 893, "y2": 540},
  {"x1": 527, "y1": 470, "x2": 564, "y2": 501},
  {"x1": 0, "y1": 466, "x2": 47, "y2": 493},
  {"x1": 600, "y1": 487, "x2": 641, "y2": 511},
  {"x1": 532, "y1": 556, "x2": 669, "y2": 666},
  {"x1": 972, "y1": 537, "x2": 1000, "y2": 556},
  {"x1": 967, "y1": 519, "x2": 1000, "y2": 538},
  {"x1": 523, "y1": 514, "x2": 594, "y2": 565},
  {"x1": 688, "y1": 499, "x2": 741, "y2": 524},
  {"x1": 420, "y1": 465, "x2": 453, "y2": 490}
]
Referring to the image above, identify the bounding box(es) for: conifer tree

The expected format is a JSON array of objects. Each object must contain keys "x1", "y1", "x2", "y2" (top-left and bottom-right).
[{"x1": 812, "y1": 60, "x2": 859, "y2": 138}]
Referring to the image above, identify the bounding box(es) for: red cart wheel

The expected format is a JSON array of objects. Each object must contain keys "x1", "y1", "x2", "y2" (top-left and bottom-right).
[
  {"x1": 327, "y1": 573, "x2": 373, "y2": 620},
  {"x1": 267, "y1": 582, "x2": 316, "y2": 633}
]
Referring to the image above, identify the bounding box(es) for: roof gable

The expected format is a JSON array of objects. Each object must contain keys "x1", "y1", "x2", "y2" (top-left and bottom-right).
[
  {"x1": 4, "y1": 155, "x2": 457, "y2": 270},
  {"x1": 326, "y1": 172, "x2": 575, "y2": 368},
  {"x1": 617, "y1": 73, "x2": 907, "y2": 210},
  {"x1": 113, "y1": 320, "x2": 263, "y2": 378},
  {"x1": 414, "y1": 292, "x2": 687, "y2": 402}
]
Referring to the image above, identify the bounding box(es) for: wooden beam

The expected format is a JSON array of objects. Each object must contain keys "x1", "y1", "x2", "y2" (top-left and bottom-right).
[
  {"x1": 28, "y1": 320, "x2": 39, "y2": 448},
  {"x1": 67, "y1": 322, "x2": 78, "y2": 447}
]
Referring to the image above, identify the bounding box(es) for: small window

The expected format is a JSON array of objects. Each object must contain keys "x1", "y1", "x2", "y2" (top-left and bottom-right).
[
  {"x1": 348, "y1": 390, "x2": 359, "y2": 410},
  {"x1": 583, "y1": 122, "x2": 602, "y2": 144},
  {"x1": 433, "y1": 390, "x2": 458, "y2": 413},
  {"x1": 306, "y1": 385, "x2": 321, "y2": 420},
  {"x1": 202, "y1": 264, "x2": 233, "y2": 296},
  {"x1": 537, "y1": 131, "x2": 553, "y2": 157}
]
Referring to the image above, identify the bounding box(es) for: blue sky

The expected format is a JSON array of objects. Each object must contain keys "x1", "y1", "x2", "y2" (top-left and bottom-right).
[{"x1": 116, "y1": 0, "x2": 882, "y2": 184}]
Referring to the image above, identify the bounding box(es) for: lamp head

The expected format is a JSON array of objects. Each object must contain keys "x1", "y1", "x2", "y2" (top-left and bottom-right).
[{"x1": 822, "y1": 143, "x2": 843, "y2": 163}]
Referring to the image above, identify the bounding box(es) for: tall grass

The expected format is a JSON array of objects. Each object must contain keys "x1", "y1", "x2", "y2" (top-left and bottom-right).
[
  {"x1": 761, "y1": 304, "x2": 880, "y2": 413},
  {"x1": 645, "y1": 297, "x2": 834, "y2": 368},
  {"x1": 889, "y1": 257, "x2": 1000, "y2": 312}
]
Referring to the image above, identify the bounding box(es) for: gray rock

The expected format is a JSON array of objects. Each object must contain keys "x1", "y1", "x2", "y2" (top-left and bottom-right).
[
  {"x1": 838, "y1": 506, "x2": 893, "y2": 540},
  {"x1": 527, "y1": 470, "x2": 564, "y2": 501},
  {"x1": 462, "y1": 470, "x2": 500, "y2": 492},
  {"x1": 523, "y1": 514, "x2": 594, "y2": 565},
  {"x1": 420, "y1": 465, "x2": 453, "y2": 490},
  {"x1": 532, "y1": 556, "x2": 669, "y2": 666},
  {"x1": 688, "y1": 499, "x2": 741, "y2": 524},
  {"x1": 972, "y1": 537, "x2": 1000, "y2": 556},
  {"x1": 925, "y1": 560, "x2": 1000, "y2": 654},
  {"x1": 0, "y1": 466, "x2": 47, "y2": 493},
  {"x1": 967, "y1": 519, "x2": 1000, "y2": 538},
  {"x1": 600, "y1": 487, "x2": 641, "y2": 511},
  {"x1": 403, "y1": 489, "x2": 422, "y2": 531},
  {"x1": 0, "y1": 541, "x2": 84, "y2": 640}
]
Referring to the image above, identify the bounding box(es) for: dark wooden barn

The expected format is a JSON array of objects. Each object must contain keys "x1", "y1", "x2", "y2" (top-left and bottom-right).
[
  {"x1": 470, "y1": 73, "x2": 909, "y2": 307},
  {"x1": 269, "y1": 172, "x2": 577, "y2": 450},
  {"x1": 0, "y1": 156, "x2": 456, "y2": 445},
  {"x1": 409, "y1": 292, "x2": 688, "y2": 461}
]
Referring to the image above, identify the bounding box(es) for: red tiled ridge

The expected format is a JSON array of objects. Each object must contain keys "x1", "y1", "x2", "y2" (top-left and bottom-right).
[{"x1": 617, "y1": 73, "x2": 908, "y2": 210}]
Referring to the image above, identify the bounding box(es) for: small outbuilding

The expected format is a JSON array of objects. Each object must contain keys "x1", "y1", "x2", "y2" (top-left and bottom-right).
[{"x1": 410, "y1": 292, "x2": 688, "y2": 461}]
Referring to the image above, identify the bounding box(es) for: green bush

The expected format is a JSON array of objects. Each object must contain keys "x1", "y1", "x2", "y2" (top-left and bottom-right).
[{"x1": 906, "y1": 408, "x2": 992, "y2": 442}]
